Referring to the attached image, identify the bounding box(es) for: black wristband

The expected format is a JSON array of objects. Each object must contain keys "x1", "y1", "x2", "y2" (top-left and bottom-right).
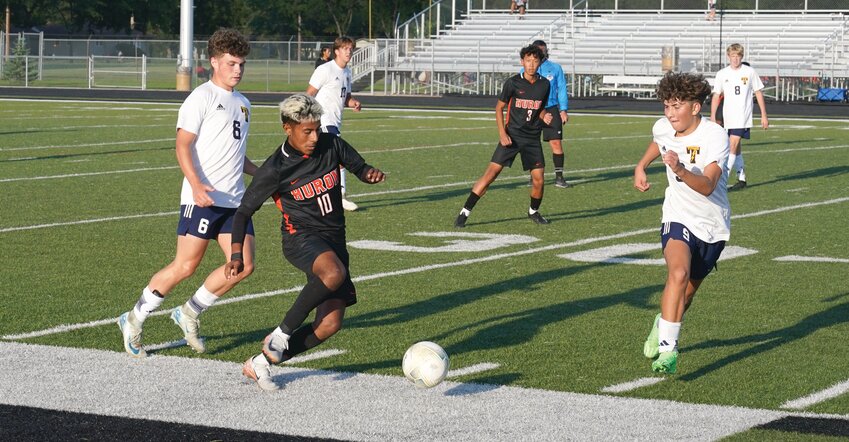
[{"x1": 231, "y1": 252, "x2": 243, "y2": 261}]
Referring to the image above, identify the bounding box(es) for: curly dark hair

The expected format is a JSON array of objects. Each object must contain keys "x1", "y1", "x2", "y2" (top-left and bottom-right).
[
  {"x1": 656, "y1": 72, "x2": 711, "y2": 104},
  {"x1": 519, "y1": 44, "x2": 544, "y2": 61},
  {"x1": 207, "y1": 28, "x2": 251, "y2": 59}
]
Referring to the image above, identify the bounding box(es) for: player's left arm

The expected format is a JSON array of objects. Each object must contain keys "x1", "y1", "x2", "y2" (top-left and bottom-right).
[
  {"x1": 556, "y1": 64, "x2": 569, "y2": 123},
  {"x1": 337, "y1": 137, "x2": 383, "y2": 183},
  {"x1": 345, "y1": 93, "x2": 362, "y2": 112},
  {"x1": 243, "y1": 157, "x2": 258, "y2": 176},
  {"x1": 664, "y1": 153, "x2": 723, "y2": 196},
  {"x1": 754, "y1": 90, "x2": 768, "y2": 129}
]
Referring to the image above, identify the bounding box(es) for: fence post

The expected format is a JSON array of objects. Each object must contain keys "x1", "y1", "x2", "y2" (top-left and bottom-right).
[
  {"x1": 88, "y1": 55, "x2": 93, "y2": 88},
  {"x1": 142, "y1": 54, "x2": 147, "y2": 90}
]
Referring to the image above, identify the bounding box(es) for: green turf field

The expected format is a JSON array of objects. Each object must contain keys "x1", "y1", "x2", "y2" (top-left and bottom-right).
[{"x1": 1, "y1": 99, "x2": 847, "y2": 431}]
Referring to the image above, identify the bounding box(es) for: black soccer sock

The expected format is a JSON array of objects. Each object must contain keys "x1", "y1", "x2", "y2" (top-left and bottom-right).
[
  {"x1": 530, "y1": 197, "x2": 542, "y2": 212},
  {"x1": 279, "y1": 275, "x2": 333, "y2": 335},
  {"x1": 553, "y1": 153, "x2": 565, "y2": 178},
  {"x1": 463, "y1": 191, "x2": 481, "y2": 212},
  {"x1": 277, "y1": 324, "x2": 325, "y2": 363}
]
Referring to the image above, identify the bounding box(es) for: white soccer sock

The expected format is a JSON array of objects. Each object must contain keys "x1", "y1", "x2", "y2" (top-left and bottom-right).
[
  {"x1": 133, "y1": 286, "x2": 165, "y2": 322},
  {"x1": 726, "y1": 153, "x2": 737, "y2": 175},
  {"x1": 185, "y1": 284, "x2": 218, "y2": 317},
  {"x1": 657, "y1": 317, "x2": 681, "y2": 353},
  {"x1": 736, "y1": 155, "x2": 746, "y2": 181}
]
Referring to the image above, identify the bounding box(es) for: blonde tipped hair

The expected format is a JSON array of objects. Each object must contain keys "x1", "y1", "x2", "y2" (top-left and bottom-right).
[
  {"x1": 279, "y1": 94, "x2": 323, "y2": 125},
  {"x1": 727, "y1": 43, "x2": 744, "y2": 57}
]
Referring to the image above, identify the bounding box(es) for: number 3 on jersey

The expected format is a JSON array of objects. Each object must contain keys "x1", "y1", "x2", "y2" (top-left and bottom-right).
[{"x1": 317, "y1": 193, "x2": 333, "y2": 216}]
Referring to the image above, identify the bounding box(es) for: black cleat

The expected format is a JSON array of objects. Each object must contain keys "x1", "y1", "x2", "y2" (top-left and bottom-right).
[
  {"x1": 528, "y1": 212, "x2": 550, "y2": 225},
  {"x1": 454, "y1": 213, "x2": 468, "y2": 228},
  {"x1": 554, "y1": 177, "x2": 571, "y2": 188},
  {"x1": 728, "y1": 180, "x2": 747, "y2": 191}
]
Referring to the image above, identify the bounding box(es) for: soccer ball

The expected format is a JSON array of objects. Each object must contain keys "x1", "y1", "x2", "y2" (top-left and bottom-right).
[{"x1": 402, "y1": 341, "x2": 450, "y2": 388}]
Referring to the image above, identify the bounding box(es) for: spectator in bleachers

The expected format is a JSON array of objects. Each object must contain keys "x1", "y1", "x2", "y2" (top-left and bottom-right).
[
  {"x1": 710, "y1": 45, "x2": 769, "y2": 191},
  {"x1": 707, "y1": 1, "x2": 716, "y2": 21},
  {"x1": 511, "y1": 0, "x2": 527, "y2": 17},
  {"x1": 314, "y1": 47, "x2": 331, "y2": 69}
]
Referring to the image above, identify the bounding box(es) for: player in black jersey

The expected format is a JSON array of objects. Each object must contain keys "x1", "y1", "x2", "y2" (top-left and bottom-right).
[
  {"x1": 225, "y1": 94, "x2": 385, "y2": 390},
  {"x1": 455, "y1": 44, "x2": 553, "y2": 228}
]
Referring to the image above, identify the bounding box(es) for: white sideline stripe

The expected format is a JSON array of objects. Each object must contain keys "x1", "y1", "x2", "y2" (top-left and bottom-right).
[
  {"x1": 781, "y1": 378, "x2": 849, "y2": 409},
  {"x1": 773, "y1": 255, "x2": 849, "y2": 263},
  {"x1": 0, "y1": 137, "x2": 173, "y2": 152},
  {"x1": 0, "y1": 211, "x2": 177, "y2": 233},
  {"x1": 447, "y1": 362, "x2": 500, "y2": 378},
  {"x1": 0, "y1": 165, "x2": 178, "y2": 183},
  {"x1": 601, "y1": 377, "x2": 666, "y2": 393},
  {"x1": 0, "y1": 341, "x2": 797, "y2": 441},
  {"x1": 3, "y1": 196, "x2": 848, "y2": 341},
  {"x1": 284, "y1": 349, "x2": 347, "y2": 364}
]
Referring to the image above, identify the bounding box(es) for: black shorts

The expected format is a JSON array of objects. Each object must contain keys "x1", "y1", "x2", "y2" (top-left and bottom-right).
[
  {"x1": 542, "y1": 106, "x2": 563, "y2": 141},
  {"x1": 490, "y1": 136, "x2": 545, "y2": 171},
  {"x1": 283, "y1": 231, "x2": 357, "y2": 306}
]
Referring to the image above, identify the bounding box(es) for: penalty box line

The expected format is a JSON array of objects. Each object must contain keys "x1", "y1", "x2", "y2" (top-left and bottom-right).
[{"x1": 4, "y1": 196, "x2": 847, "y2": 342}]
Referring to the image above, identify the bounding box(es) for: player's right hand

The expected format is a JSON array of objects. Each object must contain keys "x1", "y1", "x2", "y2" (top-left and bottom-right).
[
  {"x1": 192, "y1": 184, "x2": 216, "y2": 207},
  {"x1": 224, "y1": 259, "x2": 244, "y2": 279},
  {"x1": 634, "y1": 168, "x2": 650, "y2": 192}
]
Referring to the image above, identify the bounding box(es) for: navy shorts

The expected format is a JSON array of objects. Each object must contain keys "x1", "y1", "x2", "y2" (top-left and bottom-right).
[
  {"x1": 661, "y1": 222, "x2": 726, "y2": 280},
  {"x1": 491, "y1": 137, "x2": 545, "y2": 171},
  {"x1": 727, "y1": 128, "x2": 751, "y2": 139},
  {"x1": 541, "y1": 105, "x2": 564, "y2": 141},
  {"x1": 283, "y1": 232, "x2": 357, "y2": 306},
  {"x1": 177, "y1": 205, "x2": 254, "y2": 240},
  {"x1": 321, "y1": 125, "x2": 341, "y2": 136}
]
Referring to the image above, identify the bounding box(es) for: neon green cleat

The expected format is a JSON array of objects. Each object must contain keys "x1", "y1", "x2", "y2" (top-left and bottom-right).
[
  {"x1": 643, "y1": 313, "x2": 661, "y2": 359},
  {"x1": 652, "y1": 351, "x2": 678, "y2": 374}
]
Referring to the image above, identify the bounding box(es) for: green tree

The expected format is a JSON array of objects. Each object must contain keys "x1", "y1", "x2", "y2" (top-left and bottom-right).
[{"x1": 3, "y1": 37, "x2": 37, "y2": 82}]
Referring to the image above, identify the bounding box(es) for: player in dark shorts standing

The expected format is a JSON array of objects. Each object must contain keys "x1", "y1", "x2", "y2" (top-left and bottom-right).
[
  {"x1": 454, "y1": 44, "x2": 553, "y2": 228},
  {"x1": 225, "y1": 94, "x2": 385, "y2": 390}
]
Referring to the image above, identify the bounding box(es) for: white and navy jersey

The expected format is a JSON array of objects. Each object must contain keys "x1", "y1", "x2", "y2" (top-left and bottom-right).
[
  {"x1": 176, "y1": 81, "x2": 251, "y2": 208},
  {"x1": 309, "y1": 61, "x2": 352, "y2": 130},
  {"x1": 235, "y1": 134, "x2": 372, "y2": 238},
  {"x1": 712, "y1": 64, "x2": 764, "y2": 129},
  {"x1": 653, "y1": 117, "x2": 731, "y2": 243}
]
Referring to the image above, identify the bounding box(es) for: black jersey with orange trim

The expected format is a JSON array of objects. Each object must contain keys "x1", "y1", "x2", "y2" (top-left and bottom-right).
[
  {"x1": 498, "y1": 73, "x2": 550, "y2": 140},
  {"x1": 232, "y1": 133, "x2": 372, "y2": 241}
]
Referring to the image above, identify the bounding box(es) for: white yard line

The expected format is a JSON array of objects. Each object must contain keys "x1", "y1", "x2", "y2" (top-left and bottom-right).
[
  {"x1": 284, "y1": 349, "x2": 347, "y2": 364},
  {"x1": 773, "y1": 255, "x2": 849, "y2": 263},
  {"x1": 4, "y1": 196, "x2": 846, "y2": 341},
  {"x1": 447, "y1": 362, "x2": 500, "y2": 378},
  {"x1": 781, "y1": 378, "x2": 849, "y2": 410},
  {"x1": 601, "y1": 377, "x2": 666, "y2": 393}
]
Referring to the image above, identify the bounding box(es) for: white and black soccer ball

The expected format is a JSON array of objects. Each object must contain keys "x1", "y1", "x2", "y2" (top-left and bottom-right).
[{"x1": 402, "y1": 341, "x2": 450, "y2": 388}]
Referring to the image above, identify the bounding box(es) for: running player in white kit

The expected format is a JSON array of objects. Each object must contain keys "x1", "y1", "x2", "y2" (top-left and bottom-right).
[{"x1": 634, "y1": 72, "x2": 731, "y2": 374}]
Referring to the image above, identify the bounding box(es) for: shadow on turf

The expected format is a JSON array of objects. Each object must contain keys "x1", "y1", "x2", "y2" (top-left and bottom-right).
[
  {"x1": 739, "y1": 165, "x2": 849, "y2": 190},
  {"x1": 680, "y1": 297, "x2": 849, "y2": 381}
]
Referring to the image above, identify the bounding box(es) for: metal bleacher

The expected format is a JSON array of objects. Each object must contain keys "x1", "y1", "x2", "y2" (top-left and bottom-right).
[{"x1": 396, "y1": 10, "x2": 849, "y2": 78}]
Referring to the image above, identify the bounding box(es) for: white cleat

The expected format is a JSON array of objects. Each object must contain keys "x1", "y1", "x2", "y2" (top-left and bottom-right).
[
  {"x1": 243, "y1": 354, "x2": 280, "y2": 391},
  {"x1": 262, "y1": 332, "x2": 289, "y2": 364},
  {"x1": 341, "y1": 197, "x2": 359, "y2": 211},
  {"x1": 170, "y1": 306, "x2": 206, "y2": 353},
  {"x1": 117, "y1": 311, "x2": 147, "y2": 358}
]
